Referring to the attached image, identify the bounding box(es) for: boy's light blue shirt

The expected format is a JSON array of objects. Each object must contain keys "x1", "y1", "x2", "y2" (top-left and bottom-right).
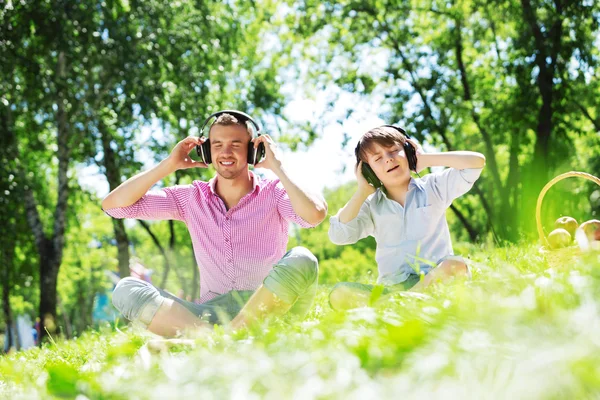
[{"x1": 329, "y1": 167, "x2": 483, "y2": 285}]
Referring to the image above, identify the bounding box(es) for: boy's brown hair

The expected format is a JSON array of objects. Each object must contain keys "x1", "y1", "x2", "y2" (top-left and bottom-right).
[{"x1": 356, "y1": 126, "x2": 407, "y2": 162}]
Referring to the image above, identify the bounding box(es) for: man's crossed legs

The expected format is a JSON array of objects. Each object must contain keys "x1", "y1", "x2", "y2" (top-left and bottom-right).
[{"x1": 112, "y1": 247, "x2": 318, "y2": 336}]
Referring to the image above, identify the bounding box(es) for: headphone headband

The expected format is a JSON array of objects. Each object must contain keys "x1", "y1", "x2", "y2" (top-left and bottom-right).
[
  {"x1": 380, "y1": 124, "x2": 407, "y2": 137},
  {"x1": 199, "y1": 110, "x2": 261, "y2": 137}
]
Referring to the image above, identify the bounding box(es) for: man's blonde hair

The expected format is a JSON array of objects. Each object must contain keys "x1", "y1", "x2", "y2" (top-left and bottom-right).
[{"x1": 210, "y1": 113, "x2": 253, "y2": 137}]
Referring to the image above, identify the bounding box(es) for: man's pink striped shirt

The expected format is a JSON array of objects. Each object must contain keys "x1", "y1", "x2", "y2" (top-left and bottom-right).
[{"x1": 104, "y1": 172, "x2": 315, "y2": 303}]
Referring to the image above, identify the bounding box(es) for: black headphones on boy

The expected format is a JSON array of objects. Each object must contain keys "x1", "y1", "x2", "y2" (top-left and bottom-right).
[
  {"x1": 354, "y1": 125, "x2": 419, "y2": 188},
  {"x1": 196, "y1": 110, "x2": 266, "y2": 165}
]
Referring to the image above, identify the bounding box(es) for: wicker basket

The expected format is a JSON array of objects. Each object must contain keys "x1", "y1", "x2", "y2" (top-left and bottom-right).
[{"x1": 536, "y1": 171, "x2": 600, "y2": 265}]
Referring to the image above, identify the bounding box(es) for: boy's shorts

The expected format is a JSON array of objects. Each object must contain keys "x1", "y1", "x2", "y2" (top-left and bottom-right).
[
  {"x1": 333, "y1": 255, "x2": 470, "y2": 296},
  {"x1": 333, "y1": 274, "x2": 421, "y2": 297}
]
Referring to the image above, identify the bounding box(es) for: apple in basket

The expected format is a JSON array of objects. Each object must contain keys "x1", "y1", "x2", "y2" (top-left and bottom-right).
[
  {"x1": 554, "y1": 216, "x2": 578, "y2": 237},
  {"x1": 580, "y1": 219, "x2": 600, "y2": 242},
  {"x1": 547, "y1": 228, "x2": 572, "y2": 249}
]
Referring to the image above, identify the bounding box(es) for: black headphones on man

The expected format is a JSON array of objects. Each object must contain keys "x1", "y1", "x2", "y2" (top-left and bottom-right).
[
  {"x1": 196, "y1": 110, "x2": 266, "y2": 165},
  {"x1": 354, "y1": 125, "x2": 419, "y2": 189}
]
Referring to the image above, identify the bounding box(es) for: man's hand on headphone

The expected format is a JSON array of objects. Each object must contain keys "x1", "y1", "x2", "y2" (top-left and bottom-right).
[
  {"x1": 253, "y1": 134, "x2": 283, "y2": 172},
  {"x1": 356, "y1": 161, "x2": 376, "y2": 196},
  {"x1": 167, "y1": 136, "x2": 208, "y2": 170}
]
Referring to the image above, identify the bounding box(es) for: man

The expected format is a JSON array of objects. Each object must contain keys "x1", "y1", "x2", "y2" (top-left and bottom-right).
[
  {"x1": 102, "y1": 111, "x2": 327, "y2": 336},
  {"x1": 328, "y1": 125, "x2": 485, "y2": 310}
]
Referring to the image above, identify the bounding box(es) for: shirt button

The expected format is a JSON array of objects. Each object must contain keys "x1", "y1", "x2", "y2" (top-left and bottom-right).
[
  {"x1": 225, "y1": 216, "x2": 230, "y2": 221},
  {"x1": 225, "y1": 238, "x2": 229, "y2": 242},
  {"x1": 228, "y1": 258, "x2": 233, "y2": 263}
]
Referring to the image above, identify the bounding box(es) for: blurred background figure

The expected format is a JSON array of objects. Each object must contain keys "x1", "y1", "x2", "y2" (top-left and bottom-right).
[{"x1": 129, "y1": 258, "x2": 153, "y2": 283}]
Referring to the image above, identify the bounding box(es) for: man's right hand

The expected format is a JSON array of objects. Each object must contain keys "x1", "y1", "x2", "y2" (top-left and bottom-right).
[
  {"x1": 356, "y1": 161, "x2": 376, "y2": 196},
  {"x1": 167, "y1": 137, "x2": 208, "y2": 170}
]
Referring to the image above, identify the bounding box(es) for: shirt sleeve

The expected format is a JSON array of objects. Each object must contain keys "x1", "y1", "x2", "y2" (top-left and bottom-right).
[
  {"x1": 274, "y1": 181, "x2": 318, "y2": 228},
  {"x1": 430, "y1": 167, "x2": 483, "y2": 207},
  {"x1": 103, "y1": 184, "x2": 193, "y2": 221},
  {"x1": 328, "y1": 198, "x2": 374, "y2": 245}
]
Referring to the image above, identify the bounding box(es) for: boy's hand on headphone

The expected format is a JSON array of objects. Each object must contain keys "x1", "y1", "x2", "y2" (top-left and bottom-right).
[
  {"x1": 405, "y1": 138, "x2": 425, "y2": 173},
  {"x1": 167, "y1": 136, "x2": 208, "y2": 170},
  {"x1": 253, "y1": 134, "x2": 283, "y2": 172},
  {"x1": 356, "y1": 161, "x2": 376, "y2": 196},
  {"x1": 405, "y1": 138, "x2": 423, "y2": 155}
]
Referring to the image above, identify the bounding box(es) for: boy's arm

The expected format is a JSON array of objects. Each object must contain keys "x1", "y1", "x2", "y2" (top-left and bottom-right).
[
  {"x1": 329, "y1": 199, "x2": 375, "y2": 245},
  {"x1": 337, "y1": 190, "x2": 372, "y2": 223},
  {"x1": 338, "y1": 161, "x2": 376, "y2": 223},
  {"x1": 416, "y1": 151, "x2": 486, "y2": 172},
  {"x1": 102, "y1": 136, "x2": 206, "y2": 210},
  {"x1": 328, "y1": 161, "x2": 376, "y2": 245},
  {"x1": 416, "y1": 151, "x2": 486, "y2": 207},
  {"x1": 254, "y1": 135, "x2": 327, "y2": 226}
]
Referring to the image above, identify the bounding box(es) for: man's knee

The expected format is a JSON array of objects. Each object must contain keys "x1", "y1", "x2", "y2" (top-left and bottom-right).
[
  {"x1": 284, "y1": 246, "x2": 319, "y2": 285},
  {"x1": 112, "y1": 277, "x2": 163, "y2": 324},
  {"x1": 263, "y1": 247, "x2": 319, "y2": 305}
]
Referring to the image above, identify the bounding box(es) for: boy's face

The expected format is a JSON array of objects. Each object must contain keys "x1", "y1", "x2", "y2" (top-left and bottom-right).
[
  {"x1": 365, "y1": 142, "x2": 411, "y2": 187},
  {"x1": 209, "y1": 124, "x2": 250, "y2": 179}
]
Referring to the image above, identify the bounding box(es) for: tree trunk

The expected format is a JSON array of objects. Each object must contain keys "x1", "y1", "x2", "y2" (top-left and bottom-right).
[
  {"x1": 449, "y1": 204, "x2": 478, "y2": 241},
  {"x1": 99, "y1": 121, "x2": 130, "y2": 278},
  {"x1": 1, "y1": 247, "x2": 14, "y2": 352},
  {"x1": 137, "y1": 220, "x2": 172, "y2": 289},
  {"x1": 0, "y1": 90, "x2": 17, "y2": 351},
  {"x1": 57, "y1": 297, "x2": 72, "y2": 339},
  {"x1": 38, "y1": 238, "x2": 60, "y2": 339},
  {"x1": 520, "y1": 0, "x2": 563, "y2": 236},
  {"x1": 25, "y1": 50, "x2": 72, "y2": 343}
]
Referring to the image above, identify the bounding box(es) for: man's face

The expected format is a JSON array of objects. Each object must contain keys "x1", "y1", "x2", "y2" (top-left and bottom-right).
[
  {"x1": 365, "y1": 142, "x2": 411, "y2": 187},
  {"x1": 209, "y1": 124, "x2": 250, "y2": 180}
]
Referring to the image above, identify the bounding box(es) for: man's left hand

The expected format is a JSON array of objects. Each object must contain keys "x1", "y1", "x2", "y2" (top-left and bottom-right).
[{"x1": 253, "y1": 134, "x2": 283, "y2": 172}]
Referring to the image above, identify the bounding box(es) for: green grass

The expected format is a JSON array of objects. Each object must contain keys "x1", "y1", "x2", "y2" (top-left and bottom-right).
[{"x1": 2, "y1": 243, "x2": 600, "y2": 399}]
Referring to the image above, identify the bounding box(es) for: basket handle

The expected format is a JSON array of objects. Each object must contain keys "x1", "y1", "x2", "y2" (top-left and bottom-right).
[{"x1": 536, "y1": 171, "x2": 600, "y2": 247}]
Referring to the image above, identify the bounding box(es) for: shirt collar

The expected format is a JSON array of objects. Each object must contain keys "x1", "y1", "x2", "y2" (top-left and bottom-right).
[
  {"x1": 208, "y1": 171, "x2": 260, "y2": 196},
  {"x1": 376, "y1": 176, "x2": 425, "y2": 203},
  {"x1": 408, "y1": 176, "x2": 425, "y2": 192}
]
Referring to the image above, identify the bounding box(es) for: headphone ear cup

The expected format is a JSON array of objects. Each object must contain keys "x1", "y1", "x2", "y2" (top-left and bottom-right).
[
  {"x1": 248, "y1": 142, "x2": 265, "y2": 165},
  {"x1": 247, "y1": 141, "x2": 255, "y2": 164},
  {"x1": 362, "y1": 163, "x2": 381, "y2": 188},
  {"x1": 404, "y1": 141, "x2": 417, "y2": 171},
  {"x1": 256, "y1": 142, "x2": 265, "y2": 164},
  {"x1": 200, "y1": 139, "x2": 211, "y2": 164}
]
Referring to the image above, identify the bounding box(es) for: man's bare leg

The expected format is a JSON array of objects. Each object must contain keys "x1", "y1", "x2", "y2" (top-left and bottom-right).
[
  {"x1": 147, "y1": 298, "x2": 212, "y2": 337},
  {"x1": 229, "y1": 285, "x2": 293, "y2": 330}
]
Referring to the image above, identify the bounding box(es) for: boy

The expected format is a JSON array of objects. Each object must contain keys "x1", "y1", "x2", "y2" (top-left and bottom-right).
[{"x1": 328, "y1": 126, "x2": 485, "y2": 310}]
